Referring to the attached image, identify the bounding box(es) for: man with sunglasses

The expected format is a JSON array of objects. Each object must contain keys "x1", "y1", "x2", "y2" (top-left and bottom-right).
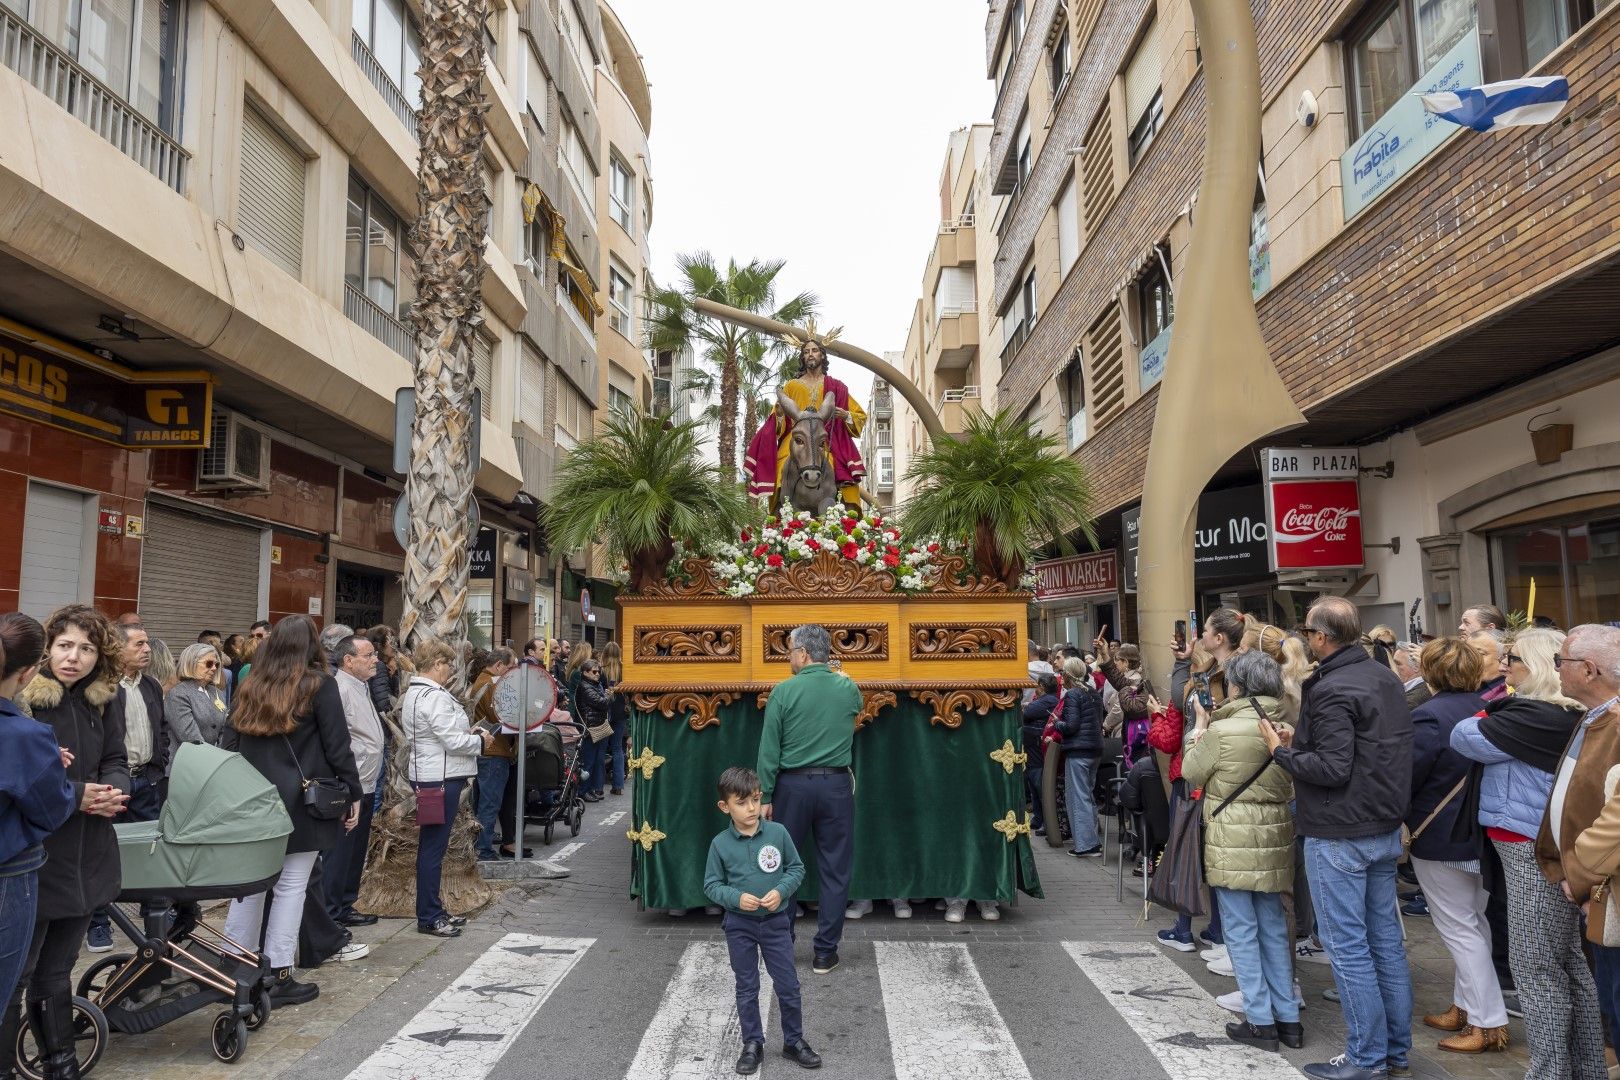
[{"x1": 1261, "y1": 597, "x2": 1413, "y2": 1080}]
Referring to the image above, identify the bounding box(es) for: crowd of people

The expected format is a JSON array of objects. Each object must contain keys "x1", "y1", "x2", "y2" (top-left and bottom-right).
[
  {"x1": 0, "y1": 600, "x2": 637, "y2": 1078},
  {"x1": 1025, "y1": 600, "x2": 1620, "y2": 1080}
]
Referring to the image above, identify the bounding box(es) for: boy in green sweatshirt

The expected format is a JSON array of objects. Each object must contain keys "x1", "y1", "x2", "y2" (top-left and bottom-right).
[{"x1": 703, "y1": 765, "x2": 821, "y2": 1074}]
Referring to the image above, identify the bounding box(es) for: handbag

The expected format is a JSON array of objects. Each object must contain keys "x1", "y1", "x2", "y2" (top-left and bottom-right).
[
  {"x1": 1402, "y1": 775, "x2": 1469, "y2": 859},
  {"x1": 1148, "y1": 788, "x2": 1207, "y2": 917},
  {"x1": 1041, "y1": 689, "x2": 1066, "y2": 747},
  {"x1": 408, "y1": 687, "x2": 449, "y2": 828},
  {"x1": 282, "y1": 735, "x2": 348, "y2": 821}
]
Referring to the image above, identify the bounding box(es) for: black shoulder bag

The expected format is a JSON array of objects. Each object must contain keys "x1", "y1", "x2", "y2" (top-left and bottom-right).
[
  {"x1": 282, "y1": 734, "x2": 348, "y2": 820},
  {"x1": 1208, "y1": 699, "x2": 1279, "y2": 821}
]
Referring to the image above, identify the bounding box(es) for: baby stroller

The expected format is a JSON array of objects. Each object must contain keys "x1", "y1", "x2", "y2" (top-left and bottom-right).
[
  {"x1": 25, "y1": 744, "x2": 294, "y2": 1075},
  {"x1": 522, "y1": 713, "x2": 586, "y2": 845}
]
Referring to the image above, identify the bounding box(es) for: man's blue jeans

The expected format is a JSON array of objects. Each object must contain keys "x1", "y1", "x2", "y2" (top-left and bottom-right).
[
  {"x1": 1215, "y1": 887, "x2": 1298, "y2": 1025},
  {"x1": 1590, "y1": 942, "x2": 1620, "y2": 1043},
  {"x1": 1064, "y1": 753, "x2": 1100, "y2": 853},
  {"x1": 475, "y1": 755, "x2": 511, "y2": 858},
  {"x1": 1305, "y1": 828, "x2": 1413, "y2": 1069},
  {"x1": 609, "y1": 719, "x2": 628, "y2": 790}
]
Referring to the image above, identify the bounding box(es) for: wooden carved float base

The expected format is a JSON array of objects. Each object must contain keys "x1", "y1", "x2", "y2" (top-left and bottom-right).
[
  {"x1": 634, "y1": 683, "x2": 1020, "y2": 730},
  {"x1": 630, "y1": 690, "x2": 741, "y2": 731}
]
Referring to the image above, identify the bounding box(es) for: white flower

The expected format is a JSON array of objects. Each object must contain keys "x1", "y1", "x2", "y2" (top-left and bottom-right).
[
  {"x1": 900, "y1": 573, "x2": 923, "y2": 591},
  {"x1": 797, "y1": 510, "x2": 812, "y2": 520},
  {"x1": 855, "y1": 549, "x2": 873, "y2": 565},
  {"x1": 727, "y1": 581, "x2": 756, "y2": 598}
]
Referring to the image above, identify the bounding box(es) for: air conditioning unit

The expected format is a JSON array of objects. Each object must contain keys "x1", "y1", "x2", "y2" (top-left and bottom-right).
[{"x1": 198, "y1": 408, "x2": 271, "y2": 491}]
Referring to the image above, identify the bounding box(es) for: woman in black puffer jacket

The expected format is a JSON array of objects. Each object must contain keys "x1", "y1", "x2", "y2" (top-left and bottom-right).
[
  {"x1": 573, "y1": 658, "x2": 612, "y2": 803},
  {"x1": 1057, "y1": 656, "x2": 1105, "y2": 857}
]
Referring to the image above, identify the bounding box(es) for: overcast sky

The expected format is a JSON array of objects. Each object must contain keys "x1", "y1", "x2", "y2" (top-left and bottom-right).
[{"x1": 610, "y1": 0, "x2": 994, "y2": 402}]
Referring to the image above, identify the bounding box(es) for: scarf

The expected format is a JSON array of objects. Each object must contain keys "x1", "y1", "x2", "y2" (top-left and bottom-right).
[{"x1": 1451, "y1": 695, "x2": 1583, "y2": 845}]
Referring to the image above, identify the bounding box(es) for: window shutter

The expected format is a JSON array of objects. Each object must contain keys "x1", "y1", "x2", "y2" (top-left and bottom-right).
[
  {"x1": 520, "y1": 340, "x2": 544, "y2": 427},
  {"x1": 1085, "y1": 305, "x2": 1126, "y2": 427},
  {"x1": 1124, "y1": 18, "x2": 1162, "y2": 128},
  {"x1": 473, "y1": 332, "x2": 494, "y2": 418},
  {"x1": 1057, "y1": 175, "x2": 1079, "y2": 273},
  {"x1": 238, "y1": 104, "x2": 305, "y2": 277},
  {"x1": 1081, "y1": 108, "x2": 1115, "y2": 234},
  {"x1": 933, "y1": 266, "x2": 976, "y2": 317}
]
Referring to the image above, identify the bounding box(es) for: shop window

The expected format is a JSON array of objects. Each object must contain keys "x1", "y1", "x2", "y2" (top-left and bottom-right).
[
  {"x1": 1347, "y1": 0, "x2": 1477, "y2": 136},
  {"x1": 1494, "y1": 517, "x2": 1620, "y2": 628}
]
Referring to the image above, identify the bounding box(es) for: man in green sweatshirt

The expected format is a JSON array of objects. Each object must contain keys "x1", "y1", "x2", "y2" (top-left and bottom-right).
[
  {"x1": 703, "y1": 766, "x2": 819, "y2": 1074},
  {"x1": 759, "y1": 623, "x2": 862, "y2": 975}
]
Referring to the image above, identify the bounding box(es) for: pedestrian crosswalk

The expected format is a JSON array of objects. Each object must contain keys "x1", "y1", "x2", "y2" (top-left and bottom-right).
[{"x1": 339, "y1": 933, "x2": 1311, "y2": 1080}]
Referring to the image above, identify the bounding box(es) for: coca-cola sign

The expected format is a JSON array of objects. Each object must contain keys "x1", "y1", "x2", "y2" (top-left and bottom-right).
[
  {"x1": 1265, "y1": 479, "x2": 1364, "y2": 571},
  {"x1": 1033, "y1": 551, "x2": 1118, "y2": 601}
]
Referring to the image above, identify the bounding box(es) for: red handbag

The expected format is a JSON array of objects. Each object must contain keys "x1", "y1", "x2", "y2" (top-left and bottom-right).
[
  {"x1": 1041, "y1": 690, "x2": 1066, "y2": 747},
  {"x1": 408, "y1": 687, "x2": 449, "y2": 827}
]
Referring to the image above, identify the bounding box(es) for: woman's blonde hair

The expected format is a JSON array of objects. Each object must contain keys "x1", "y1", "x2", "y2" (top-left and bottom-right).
[
  {"x1": 565, "y1": 641, "x2": 594, "y2": 682},
  {"x1": 1510, "y1": 628, "x2": 1583, "y2": 707},
  {"x1": 1249, "y1": 622, "x2": 1312, "y2": 722},
  {"x1": 411, "y1": 639, "x2": 459, "y2": 673},
  {"x1": 600, "y1": 639, "x2": 623, "y2": 683},
  {"x1": 177, "y1": 642, "x2": 219, "y2": 682},
  {"x1": 147, "y1": 639, "x2": 178, "y2": 691},
  {"x1": 1420, "y1": 637, "x2": 1485, "y2": 694}
]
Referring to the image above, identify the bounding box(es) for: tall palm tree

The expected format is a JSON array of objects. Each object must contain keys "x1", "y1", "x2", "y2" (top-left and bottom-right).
[{"x1": 645, "y1": 253, "x2": 818, "y2": 481}]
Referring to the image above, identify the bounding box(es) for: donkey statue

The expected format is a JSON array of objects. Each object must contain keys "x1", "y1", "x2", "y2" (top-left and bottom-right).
[{"x1": 778, "y1": 393, "x2": 841, "y2": 517}]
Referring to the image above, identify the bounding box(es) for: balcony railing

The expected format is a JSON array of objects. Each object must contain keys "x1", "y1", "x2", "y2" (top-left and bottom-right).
[
  {"x1": 1, "y1": 7, "x2": 188, "y2": 191},
  {"x1": 344, "y1": 281, "x2": 415, "y2": 361},
  {"x1": 351, "y1": 31, "x2": 417, "y2": 134},
  {"x1": 939, "y1": 214, "x2": 976, "y2": 234}
]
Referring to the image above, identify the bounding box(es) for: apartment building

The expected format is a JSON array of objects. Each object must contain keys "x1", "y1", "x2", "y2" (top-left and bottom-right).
[
  {"x1": 861, "y1": 376, "x2": 899, "y2": 511},
  {"x1": 0, "y1": 0, "x2": 653, "y2": 647},
  {"x1": 979, "y1": 0, "x2": 1620, "y2": 644}
]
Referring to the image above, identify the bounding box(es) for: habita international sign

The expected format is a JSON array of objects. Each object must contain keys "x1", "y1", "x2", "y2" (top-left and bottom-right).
[
  {"x1": 1033, "y1": 551, "x2": 1118, "y2": 601},
  {"x1": 0, "y1": 317, "x2": 212, "y2": 448}
]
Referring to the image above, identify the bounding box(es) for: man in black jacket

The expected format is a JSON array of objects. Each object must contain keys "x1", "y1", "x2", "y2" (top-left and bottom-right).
[{"x1": 1260, "y1": 597, "x2": 1413, "y2": 1080}]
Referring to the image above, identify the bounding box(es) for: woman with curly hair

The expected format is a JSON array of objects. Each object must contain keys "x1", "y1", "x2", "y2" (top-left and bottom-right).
[
  {"x1": 220, "y1": 616, "x2": 362, "y2": 1007},
  {"x1": 7, "y1": 605, "x2": 130, "y2": 1080}
]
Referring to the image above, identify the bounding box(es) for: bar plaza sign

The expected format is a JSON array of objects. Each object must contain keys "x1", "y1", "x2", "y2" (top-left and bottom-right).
[
  {"x1": 1033, "y1": 551, "x2": 1118, "y2": 602},
  {"x1": 1263, "y1": 447, "x2": 1365, "y2": 571},
  {"x1": 0, "y1": 317, "x2": 212, "y2": 448}
]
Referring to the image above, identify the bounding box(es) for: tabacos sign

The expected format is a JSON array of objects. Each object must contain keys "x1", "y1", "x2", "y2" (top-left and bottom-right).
[
  {"x1": 1262, "y1": 448, "x2": 1364, "y2": 571},
  {"x1": 0, "y1": 317, "x2": 212, "y2": 449},
  {"x1": 1033, "y1": 551, "x2": 1118, "y2": 601}
]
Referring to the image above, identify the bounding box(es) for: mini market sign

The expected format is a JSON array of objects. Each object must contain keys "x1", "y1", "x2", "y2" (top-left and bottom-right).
[{"x1": 0, "y1": 317, "x2": 212, "y2": 449}]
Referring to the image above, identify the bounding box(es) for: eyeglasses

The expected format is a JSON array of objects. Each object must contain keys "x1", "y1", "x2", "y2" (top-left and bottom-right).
[
  {"x1": 1553, "y1": 652, "x2": 1589, "y2": 669},
  {"x1": 1299, "y1": 625, "x2": 1327, "y2": 637},
  {"x1": 1501, "y1": 653, "x2": 1524, "y2": 666},
  {"x1": 201, "y1": 660, "x2": 218, "y2": 669}
]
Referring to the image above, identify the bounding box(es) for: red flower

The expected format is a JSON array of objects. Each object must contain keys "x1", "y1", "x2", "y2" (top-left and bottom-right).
[
  {"x1": 781, "y1": 520, "x2": 796, "y2": 534},
  {"x1": 753, "y1": 543, "x2": 769, "y2": 557},
  {"x1": 882, "y1": 552, "x2": 900, "y2": 568},
  {"x1": 872, "y1": 516, "x2": 884, "y2": 527},
  {"x1": 866, "y1": 541, "x2": 878, "y2": 553},
  {"x1": 766, "y1": 553, "x2": 784, "y2": 568},
  {"x1": 841, "y1": 542, "x2": 859, "y2": 560},
  {"x1": 840, "y1": 517, "x2": 857, "y2": 533},
  {"x1": 927, "y1": 542, "x2": 940, "y2": 554},
  {"x1": 807, "y1": 538, "x2": 821, "y2": 552},
  {"x1": 740, "y1": 529, "x2": 751, "y2": 543}
]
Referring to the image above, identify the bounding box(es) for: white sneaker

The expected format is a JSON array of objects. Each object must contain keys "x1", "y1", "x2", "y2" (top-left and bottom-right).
[
  {"x1": 1200, "y1": 944, "x2": 1228, "y2": 963},
  {"x1": 1215, "y1": 983, "x2": 1306, "y2": 1014},
  {"x1": 667, "y1": 908, "x2": 687, "y2": 917},
  {"x1": 1294, "y1": 937, "x2": 1333, "y2": 965},
  {"x1": 976, "y1": 900, "x2": 1001, "y2": 921},
  {"x1": 892, "y1": 899, "x2": 913, "y2": 919},
  {"x1": 846, "y1": 899, "x2": 874, "y2": 919},
  {"x1": 333, "y1": 941, "x2": 370, "y2": 962},
  {"x1": 944, "y1": 898, "x2": 968, "y2": 923},
  {"x1": 1206, "y1": 955, "x2": 1235, "y2": 977}
]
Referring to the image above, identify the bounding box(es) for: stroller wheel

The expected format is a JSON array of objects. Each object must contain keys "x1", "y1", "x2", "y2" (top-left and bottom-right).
[
  {"x1": 211, "y1": 1012, "x2": 248, "y2": 1064},
  {"x1": 543, "y1": 819, "x2": 555, "y2": 845},
  {"x1": 16, "y1": 996, "x2": 108, "y2": 1080},
  {"x1": 76, "y1": 953, "x2": 133, "y2": 1003},
  {"x1": 570, "y1": 809, "x2": 582, "y2": 837},
  {"x1": 246, "y1": 987, "x2": 272, "y2": 1031}
]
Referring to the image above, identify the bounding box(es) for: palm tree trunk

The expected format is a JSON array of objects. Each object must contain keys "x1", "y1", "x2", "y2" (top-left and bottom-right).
[
  {"x1": 718, "y1": 341, "x2": 739, "y2": 482},
  {"x1": 744, "y1": 394, "x2": 758, "y2": 449},
  {"x1": 362, "y1": 0, "x2": 495, "y2": 919}
]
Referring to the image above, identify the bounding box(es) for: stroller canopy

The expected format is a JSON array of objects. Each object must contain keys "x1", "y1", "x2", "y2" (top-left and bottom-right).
[{"x1": 161, "y1": 743, "x2": 294, "y2": 844}]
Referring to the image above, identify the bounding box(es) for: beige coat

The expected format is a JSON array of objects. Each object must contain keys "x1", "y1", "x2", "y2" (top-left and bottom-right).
[{"x1": 1180, "y1": 695, "x2": 1295, "y2": 893}]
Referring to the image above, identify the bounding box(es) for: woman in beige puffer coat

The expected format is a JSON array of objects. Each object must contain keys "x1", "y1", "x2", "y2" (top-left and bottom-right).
[{"x1": 1179, "y1": 648, "x2": 1299, "y2": 1052}]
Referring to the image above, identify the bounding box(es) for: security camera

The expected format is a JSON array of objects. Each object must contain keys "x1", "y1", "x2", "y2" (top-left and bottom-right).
[{"x1": 1298, "y1": 90, "x2": 1319, "y2": 129}]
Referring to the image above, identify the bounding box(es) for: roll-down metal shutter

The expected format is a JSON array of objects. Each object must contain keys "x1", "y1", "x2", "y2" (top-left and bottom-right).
[
  {"x1": 19, "y1": 483, "x2": 91, "y2": 622},
  {"x1": 139, "y1": 504, "x2": 264, "y2": 645},
  {"x1": 238, "y1": 103, "x2": 306, "y2": 277}
]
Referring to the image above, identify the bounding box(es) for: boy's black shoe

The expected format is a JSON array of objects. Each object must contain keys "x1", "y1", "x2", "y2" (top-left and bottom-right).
[
  {"x1": 1225, "y1": 1021, "x2": 1279, "y2": 1052},
  {"x1": 782, "y1": 1039, "x2": 822, "y2": 1069},
  {"x1": 812, "y1": 951, "x2": 838, "y2": 974},
  {"x1": 1277, "y1": 1021, "x2": 1305, "y2": 1048},
  {"x1": 735, "y1": 1040, "x2": 764, "y2": 1075}
]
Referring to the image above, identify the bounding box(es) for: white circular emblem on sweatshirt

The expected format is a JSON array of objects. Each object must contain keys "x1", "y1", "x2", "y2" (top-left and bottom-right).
[{"x1": 757, "y1": 845, "x2": 782, "y2": 873}]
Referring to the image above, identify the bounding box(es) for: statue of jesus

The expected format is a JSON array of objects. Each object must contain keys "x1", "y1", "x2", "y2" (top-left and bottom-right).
[{"x1": 744, "y1": 326, "x2": 868, "y2": 512}]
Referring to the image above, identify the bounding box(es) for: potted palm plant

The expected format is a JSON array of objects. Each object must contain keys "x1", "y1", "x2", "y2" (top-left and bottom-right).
[
  {"x1": 901, "y1": 409, "x2": 1096, "y2": 587},
  {"x1": 544, "y1": 409, "x2": 749, "y2": 592}
]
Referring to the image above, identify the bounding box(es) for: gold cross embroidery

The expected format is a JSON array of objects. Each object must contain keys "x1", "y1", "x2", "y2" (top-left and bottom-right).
[
  {"x1": 626, "y1": 821, "x2": 667, "y2": 852},
  {"x1": 992, "y1": 811, "x2": 1031, "y2": 842},
  {"x1": 989, "y1": 739, "x2": 1028, "y2": 775},
  {"x1": 629, "y1": 747, "x2": 666, "y2": 781}
]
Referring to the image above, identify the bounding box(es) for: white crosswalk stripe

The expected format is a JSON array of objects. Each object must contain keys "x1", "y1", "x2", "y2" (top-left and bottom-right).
[
  {"x1": 1063, "y1": 941, "x2": 1308, "y2": 1079},
  {"x1": 344, "y1": 934, "x2": 592, "y2": 1080},
  {"x1": 876, "y1": 941, "x2": 1033, "y2": 1080},
  {"x1": 625, "y1": 940, "x2": 777, "y2": 1080}
]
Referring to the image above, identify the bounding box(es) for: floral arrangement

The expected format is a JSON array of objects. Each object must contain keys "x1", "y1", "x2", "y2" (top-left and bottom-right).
[{"x1": 698, "y1": 507, "x2": 949, "y2": 598}]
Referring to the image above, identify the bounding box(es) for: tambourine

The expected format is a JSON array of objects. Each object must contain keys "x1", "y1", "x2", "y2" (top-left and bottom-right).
[{"x1": 491, "y1": 663, "x2": 559, "y2": 733}]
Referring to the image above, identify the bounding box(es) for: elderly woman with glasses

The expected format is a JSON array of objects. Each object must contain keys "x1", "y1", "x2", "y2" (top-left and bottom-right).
[
  {"x1": 1452, "y1": 628, "x2": 1602, "y2": 1079},
  {"x1": 164, "y1": 643, "x2": 229, "y2": 751}
]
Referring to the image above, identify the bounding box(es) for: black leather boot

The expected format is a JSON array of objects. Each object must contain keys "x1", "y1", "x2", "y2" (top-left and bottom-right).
[
  {"x1": 0, "y1": 997, "x2": 20, "y2": 1079},
  {"x1": 33, "y1": 994, "x2": 81, "y2": 1080}
]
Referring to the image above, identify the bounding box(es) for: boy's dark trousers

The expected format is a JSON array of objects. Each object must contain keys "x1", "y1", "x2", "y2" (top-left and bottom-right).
[{"x1": 722, "y1": 910, "x2": 802, "y2": 1045}]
